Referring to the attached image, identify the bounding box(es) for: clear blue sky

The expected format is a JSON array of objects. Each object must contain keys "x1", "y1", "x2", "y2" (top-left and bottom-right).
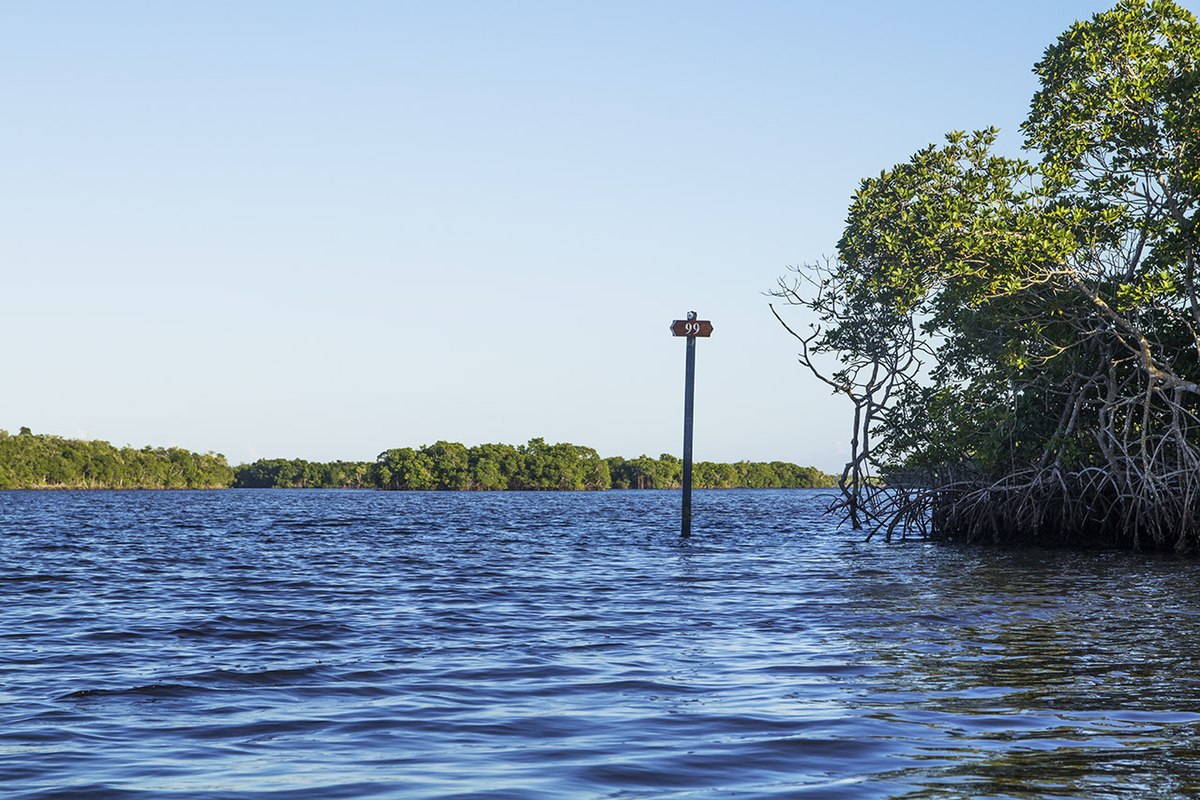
[{"x1": 4, "y1": 1, "x2": 1190, "y2": 470}]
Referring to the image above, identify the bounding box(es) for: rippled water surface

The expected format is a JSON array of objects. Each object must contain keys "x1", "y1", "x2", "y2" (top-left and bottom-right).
[{"x1": 4, "y1": 489, "x2": 1200, "y2": 798}]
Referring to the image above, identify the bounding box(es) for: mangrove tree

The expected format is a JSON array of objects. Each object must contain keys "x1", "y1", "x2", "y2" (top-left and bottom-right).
[{"x1": 773, "y1": 0, "x2": 1200, "y2": 549}]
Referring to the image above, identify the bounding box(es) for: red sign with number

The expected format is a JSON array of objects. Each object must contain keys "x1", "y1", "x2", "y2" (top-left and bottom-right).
[{"x1": 670, "y1": 319, "x2": 713, "y2": 337}]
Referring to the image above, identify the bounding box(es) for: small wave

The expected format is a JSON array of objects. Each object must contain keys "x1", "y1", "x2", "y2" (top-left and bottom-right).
[
  {"x1": 185, "y1": 665, "x2": 332, "y2": 686},
  {"x1": 59, "y1": 683, "x2": 206, "y2": 701},
  {"x1": 0, "y1": 573, "x2": 72, "y2": 584}
]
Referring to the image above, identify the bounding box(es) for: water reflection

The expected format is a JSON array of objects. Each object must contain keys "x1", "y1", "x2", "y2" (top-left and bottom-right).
[{"x1": 829, "y1": 544, "x2": 1200, "y2": 797}]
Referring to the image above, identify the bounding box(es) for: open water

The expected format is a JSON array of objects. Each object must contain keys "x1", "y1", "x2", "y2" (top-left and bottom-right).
[{"x1": 3, "y1": 489, "x2": 1200, "y2": 799}]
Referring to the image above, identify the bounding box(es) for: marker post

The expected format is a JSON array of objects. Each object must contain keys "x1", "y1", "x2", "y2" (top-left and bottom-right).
[{"x1": 669, "y1": 312, "x2": 713, "y2": 537}]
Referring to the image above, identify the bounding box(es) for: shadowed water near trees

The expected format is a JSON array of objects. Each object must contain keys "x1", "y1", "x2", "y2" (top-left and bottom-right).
[
  {"x1": 773, "y1": 0, "x2": 1200, "y2": 550},
  {"x1": 0, "y1": 430, "x2": 835, "y2": 491}
]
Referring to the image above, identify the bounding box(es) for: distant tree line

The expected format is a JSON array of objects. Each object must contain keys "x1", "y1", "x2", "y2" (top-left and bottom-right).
[
  {"x1": 0, "y1": 428, "x2": 234, "y2": 489},
  {"x1": 0, "y1": 429, "x2": 836, "y2": 491},
  {"x1": 606, "y1": 454, "x2": 834, "y2": 490},
  {"x1": 234, "y1": 438, "x2": 836, "y2": 491}
]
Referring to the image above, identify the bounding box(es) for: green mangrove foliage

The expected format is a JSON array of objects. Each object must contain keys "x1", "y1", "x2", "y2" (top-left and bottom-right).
[
  {"x1": 0, "y1": 428, "x2": 234, "y2": 489},
  {"x1": 237, "y1": 439, "x2": 837, "y2": 491},
  {"x1": 606, "y1": 455, "x2": 834, "y2": 489},
  {"x1": 772, "y1": 0, "x2": 1200, "y2": 549},
  {"x1": 0, "y1": 429, "x2": 835, "y2": 491},
  {"x1": 232, "y1": 458, "x2": 374, "y2": 489},
  {"x1": 370, "y1": 439, "x2": 610, "y2": 491}
]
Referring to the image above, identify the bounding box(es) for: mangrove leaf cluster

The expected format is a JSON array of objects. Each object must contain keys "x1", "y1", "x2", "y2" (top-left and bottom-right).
[{"x1": 774, "y1": 0, "x2": 1200, "y2": 549}]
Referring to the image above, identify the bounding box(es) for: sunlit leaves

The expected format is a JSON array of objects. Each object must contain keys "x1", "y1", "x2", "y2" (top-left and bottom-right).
[{"x1": 778, "y1": 0, "x2": 1200, "y2": 501}]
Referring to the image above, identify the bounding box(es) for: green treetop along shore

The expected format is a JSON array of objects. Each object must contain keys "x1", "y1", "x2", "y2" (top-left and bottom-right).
[
  {"x1": 773, "y1": 0, "x2": 1200, "y2": 550},
  {"x1": 0, "y1": 429, "x2": 835, "y2": 491}
]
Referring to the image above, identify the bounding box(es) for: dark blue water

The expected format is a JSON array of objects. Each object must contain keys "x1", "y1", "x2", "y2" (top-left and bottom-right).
[{"x1": 4, "y1": 489, "x2": 1200, "y2": 798}]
